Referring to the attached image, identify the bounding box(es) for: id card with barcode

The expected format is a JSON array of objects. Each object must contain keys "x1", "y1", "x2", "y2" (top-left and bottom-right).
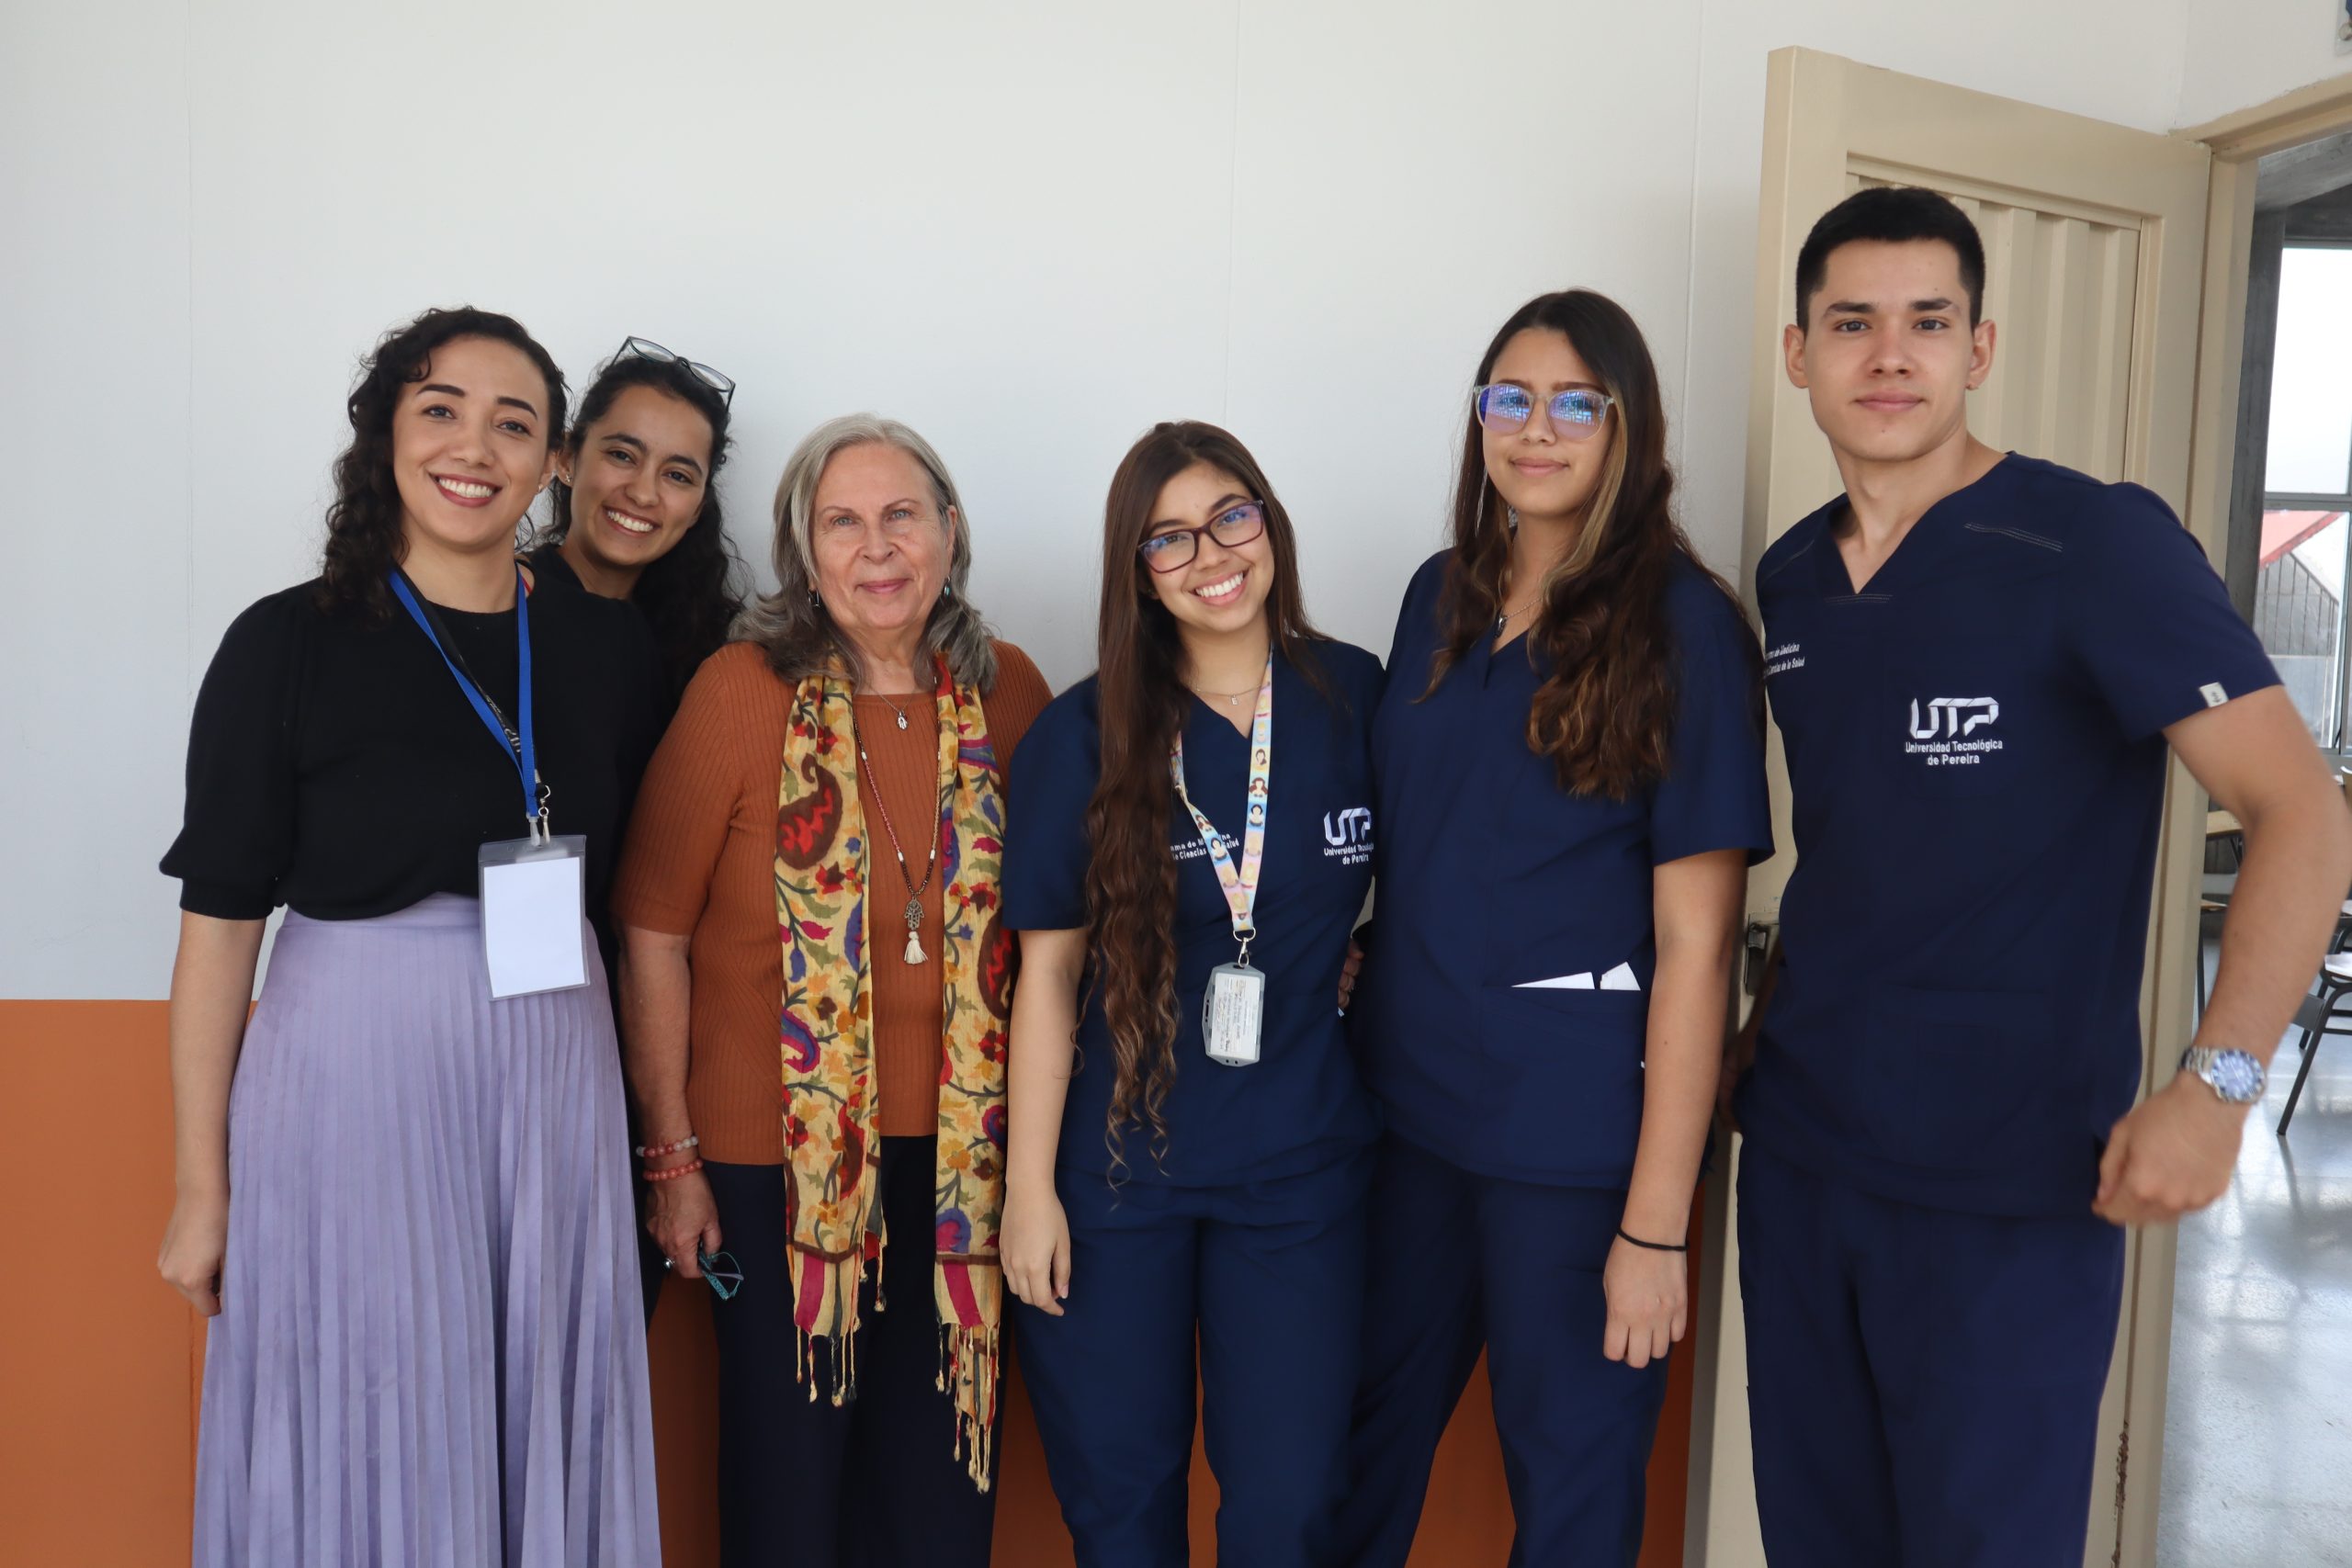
[
  {"x1": 1203, "y1": 962, "x2": 1265, "y2": 1066},
  {"x1": 478, "y1": 834, "x2": 589, "y2": 998}
]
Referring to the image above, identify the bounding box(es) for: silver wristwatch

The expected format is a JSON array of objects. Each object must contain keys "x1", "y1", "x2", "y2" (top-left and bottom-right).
[{"x1": 2178, "y1": 1047, "x2": 2266, "y2": 1105}]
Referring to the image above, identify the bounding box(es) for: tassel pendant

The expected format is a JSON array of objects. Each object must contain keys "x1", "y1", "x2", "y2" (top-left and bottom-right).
[
  {"x1": 904, "y1": 897, "x2": 927, "y2": 965},
  {"x1": 904, "y1": 928, "x2": 927, "y2": 965}
]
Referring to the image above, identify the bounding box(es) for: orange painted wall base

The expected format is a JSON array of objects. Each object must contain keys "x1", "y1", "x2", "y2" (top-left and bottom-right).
[{"x1": 0, "y1": 1000, "x2": 1695, "y2": 1566}]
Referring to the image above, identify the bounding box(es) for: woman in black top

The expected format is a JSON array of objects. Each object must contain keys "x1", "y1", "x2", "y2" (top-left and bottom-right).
[
  {"x1": 526, "y1": 336, "x2": 746, "y2": 694},
  {"x1": 526, "y1": 336, "x2": 747, "y2": 1321},
  {"x1": 157, "y1": 307, "x2": 667, "y2": 1567}
]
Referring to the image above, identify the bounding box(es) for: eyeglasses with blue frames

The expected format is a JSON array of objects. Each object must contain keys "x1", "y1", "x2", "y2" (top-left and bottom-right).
[
  {"x1": 697, "y1": 1248, "x2": 744, "y2": 1301},
  {"x1": 1137, "y1": 501, "x2": 1268, "y2": 574},
  {"x1": 1474, "y1": 384, "x2": 1614, "y2": 440},
  {"x1": 615, "y1": 336, "x2": 736, "y2": 406}
]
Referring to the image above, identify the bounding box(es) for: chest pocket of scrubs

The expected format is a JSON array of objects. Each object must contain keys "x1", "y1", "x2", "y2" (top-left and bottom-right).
[
  {"x1": 1479, "y1": 984, "x2": 1647, "y2": 1179},
  {"x1": 1864, "y1": 984, "x2": 2059, "y2": 1169}
]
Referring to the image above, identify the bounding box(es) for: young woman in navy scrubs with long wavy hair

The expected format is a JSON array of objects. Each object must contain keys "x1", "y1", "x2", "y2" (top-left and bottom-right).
[
  {"x1": 1340, "y1": 290, "x2": 1772, "y2": 1566},
  {"x1": 1000, "y1": 421, "x2": 1383, "y2": 1567}
]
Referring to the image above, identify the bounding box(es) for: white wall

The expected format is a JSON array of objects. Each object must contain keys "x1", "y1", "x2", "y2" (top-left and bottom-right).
[
  {"x1": 2177, "y1": 0, "x2": 2352, "y2": 127},
  {"x1": 0, "y1": 0, "x2": 2336, "y2": 1002}
]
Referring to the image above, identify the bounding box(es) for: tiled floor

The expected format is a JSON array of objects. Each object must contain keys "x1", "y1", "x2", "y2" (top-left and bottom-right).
[{"x1": 2157, "y1": 1006, "x2": 2352, "y2": 1566}]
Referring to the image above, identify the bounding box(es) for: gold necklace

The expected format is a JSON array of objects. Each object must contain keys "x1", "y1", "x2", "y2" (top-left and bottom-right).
[
  {"x1": 856, "y1": 721, "x2": 938, "y2": 964},
  {"x1": 1189, "y1": 682, "x2": 1258, "y2": 709}
]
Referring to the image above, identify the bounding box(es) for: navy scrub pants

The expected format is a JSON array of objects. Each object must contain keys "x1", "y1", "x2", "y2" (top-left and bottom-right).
[
  {"x1": 1012, "y1": 1147, "x2": 1371, "y2": 1568},
  {"x1": 1340, "y1": 1132, "x2": 1670, "y2": 1568},
  {"x1": 1736, "y1": 1142, "x2": 2127, "y2": 1568},
  {"x1": 702, "y1": 1137, "x2": 999, "y2": 1568}
]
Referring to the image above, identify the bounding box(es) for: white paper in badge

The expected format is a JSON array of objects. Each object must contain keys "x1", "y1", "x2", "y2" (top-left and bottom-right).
[
  {"x1": 479, "y1": 835, "x2": 589, "y2": 998},
  {"x1": 1204, "y1": 962, "x2": 1265, "y2": 1066}
]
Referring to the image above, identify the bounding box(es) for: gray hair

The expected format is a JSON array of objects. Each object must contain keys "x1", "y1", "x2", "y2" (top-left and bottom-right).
[{"x1": 737, "y1": 413, "x2": 998, "y2": 689}]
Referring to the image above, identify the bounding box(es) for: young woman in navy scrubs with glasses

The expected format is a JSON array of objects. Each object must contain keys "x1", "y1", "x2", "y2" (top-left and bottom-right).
[
  {"x1": 1340, "y1": 290, "x2": 1773, "y2": 1567},
  {"x1": 1000, "y1": 421, "x2": 1383, "y2": 1567}
]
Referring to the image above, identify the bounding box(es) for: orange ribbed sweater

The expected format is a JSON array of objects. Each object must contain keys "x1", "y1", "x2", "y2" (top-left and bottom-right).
[{"x1": 612, "y1": 639, "x2": 1051, "y2": 1159}]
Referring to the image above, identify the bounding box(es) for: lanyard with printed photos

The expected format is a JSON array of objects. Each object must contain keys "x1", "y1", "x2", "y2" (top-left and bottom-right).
[
  {"x1": 1170, "y1": 651, "x2": 1273, "y2": 1066},
  {"x1": 390, "y1": 569, "x2": 587, "y2": 1000}
]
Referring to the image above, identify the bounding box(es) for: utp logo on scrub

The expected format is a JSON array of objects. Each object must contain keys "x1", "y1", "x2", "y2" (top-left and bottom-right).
[
  {"x1": 1323, "y1": 807, "x2": 1374, "y2": 847},
  {"x1": 1907, "y1": 696, "x2": 2000, "y2": 739}
]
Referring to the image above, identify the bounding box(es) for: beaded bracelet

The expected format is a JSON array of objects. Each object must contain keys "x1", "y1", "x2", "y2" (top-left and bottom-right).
[
  {"x1": 641, "y1": 1158, "x2": 706, "y2": 1183},
  {"x1": 635, "y1": 1134, "x2": 699, "y2": 1158},
  {"x1": 1614, "y1": 1224, "x2": 1688, "y2": 1254}
]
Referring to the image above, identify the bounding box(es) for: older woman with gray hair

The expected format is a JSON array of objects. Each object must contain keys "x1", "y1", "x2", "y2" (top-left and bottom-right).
[{"x1": 611, "y1": 414, "x2": 1049, "y2": 1565}]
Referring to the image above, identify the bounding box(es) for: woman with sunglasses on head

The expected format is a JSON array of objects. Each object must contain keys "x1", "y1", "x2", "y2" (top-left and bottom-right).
[
  {"x1": 157, "y1": 307, "x2": 667, "y2": 1566},
  {"x1": 609, "y1": 415, "x2": 1051, "y2": 1565},
  {"x1": 1000, "y1": 421, "x2": 1383, "y2": 1566},
  {"x1": 526, "y1": 336, "x2": 747, "y2": 1322},
  {"x1": 1338, "y1": 292, "x2": 1771, "y2": 1566},
  {"x1": 526, "y1": 336, "x2": 747, "y2": 696}
]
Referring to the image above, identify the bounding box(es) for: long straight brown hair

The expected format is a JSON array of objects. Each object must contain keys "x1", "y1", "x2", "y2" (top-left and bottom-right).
[
  {"x1": 1427, "y1": 289, "x2": 1753, "y2": 795},
  {"x1": 1085, "y1": 421, "x2": 1329, "y2": 1170}
]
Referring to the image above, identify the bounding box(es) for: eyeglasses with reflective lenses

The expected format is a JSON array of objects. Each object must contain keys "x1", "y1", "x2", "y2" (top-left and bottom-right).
[
  {"x1": 1474, "y1": 384, "x2": 1614, "y2": 439},
  {"x1": 616, "y1": 335, "x2": 736, "y2": 406},
  {"x1": 1137, "y1": 501, "x2": 1269, "y2": 574}
]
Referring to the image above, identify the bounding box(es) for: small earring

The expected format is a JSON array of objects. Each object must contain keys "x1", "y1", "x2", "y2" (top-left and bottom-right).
[
  {"x1": 808, "y1": 589, "x2": 822, "y2": 610},
  {"x1": 1507, "y1": 506, "x2": 1521, "y2": 530},
  {"x1": 942, "y1": 581, "x2": 954, "y2": 601}
]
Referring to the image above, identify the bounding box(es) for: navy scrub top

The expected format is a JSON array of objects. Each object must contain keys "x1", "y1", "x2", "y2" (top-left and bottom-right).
[
  {"x1": 1738, "y1": 455, "x2": 2282, "y2": 1216},
  {"x1": 1356, "y1": 550, "x2": 1773, "y2": 1187},
  {"x1": 1001, "y1": 641, "x2": 1385, "y2": 1186}
]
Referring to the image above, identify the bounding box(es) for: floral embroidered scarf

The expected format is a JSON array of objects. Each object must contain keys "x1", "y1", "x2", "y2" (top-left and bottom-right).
[{"x1": 775, "y1": 655, "x2": 1013, "y2": 1489}]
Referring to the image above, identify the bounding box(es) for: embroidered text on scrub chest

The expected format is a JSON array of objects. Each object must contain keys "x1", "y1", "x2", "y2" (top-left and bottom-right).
[
  {"x1": 1171, "y1": 807, "x2": 1374, "y2": 868},
  {"x1": 1905, "y1": 695, "x2": 2005, "y2": 769},
  {"x1": 1321, "y1": 807, "x2": 1373, "y2": 867}
]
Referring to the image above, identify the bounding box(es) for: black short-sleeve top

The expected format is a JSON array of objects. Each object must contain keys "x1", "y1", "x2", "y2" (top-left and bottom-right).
[{"x1": 161, "y1": 577, "x2": 670, "y2": 923}]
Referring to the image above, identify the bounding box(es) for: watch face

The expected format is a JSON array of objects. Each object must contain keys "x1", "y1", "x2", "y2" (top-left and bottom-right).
[{"x1": 2209, "y1": 1051, "x2": 2265, "y2": 1102}]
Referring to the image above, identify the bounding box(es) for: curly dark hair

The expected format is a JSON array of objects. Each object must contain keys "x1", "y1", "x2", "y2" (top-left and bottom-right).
[
  {"x1": 1084, "y1": 421, "x2": 1333, "y2": 1173},
  {"x1": 536, "y1": 352, "x2": 747, "y2": 691},
  {"x1": 313, "y1": 307, "x2": 567, "y2": 623},
  {"x1": 1424, "y1": 289, "x2": 1755, "y2": 798}
]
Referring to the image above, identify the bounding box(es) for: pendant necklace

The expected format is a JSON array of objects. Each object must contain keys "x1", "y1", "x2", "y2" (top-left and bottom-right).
[
  {"x1": 873, "y1": 692, "x2": 912, "y2": 730},
  {"x1": 856, "y1": 728, "x2": 937, "y2": 964},
  {"x1": 1191, "y1": 684, "x2": 1257, "y2": 709}
]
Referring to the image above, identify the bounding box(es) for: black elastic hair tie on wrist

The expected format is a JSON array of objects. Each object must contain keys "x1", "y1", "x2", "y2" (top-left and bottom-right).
[{"x1": 1615, "y1": 1225, "x2": 1689, "y2": 1254}]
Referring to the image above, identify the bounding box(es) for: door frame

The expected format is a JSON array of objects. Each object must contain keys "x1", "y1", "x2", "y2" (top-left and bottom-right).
[{"x1": 2104, "y1": 70, "x2": 2352, "y2": 1568}]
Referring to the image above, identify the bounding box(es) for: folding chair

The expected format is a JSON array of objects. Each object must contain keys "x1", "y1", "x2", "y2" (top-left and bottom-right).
[{"x1": 2278, "y1": 953, "x2": 2352, "y2": 1137}]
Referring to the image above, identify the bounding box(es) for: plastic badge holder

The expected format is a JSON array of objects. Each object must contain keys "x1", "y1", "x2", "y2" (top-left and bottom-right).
[
  {"x1": 1204, "y1": 961, "x2": 1264, "y2": 1066},
  {"x1": 478, "y1": 834, "x2": 590, "y2": 998}
]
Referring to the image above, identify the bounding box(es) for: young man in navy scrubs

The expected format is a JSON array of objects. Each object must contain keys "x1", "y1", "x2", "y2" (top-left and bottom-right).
[{"x1": 1735, "y1": 186, "x2": 2352, "y2": 1568}]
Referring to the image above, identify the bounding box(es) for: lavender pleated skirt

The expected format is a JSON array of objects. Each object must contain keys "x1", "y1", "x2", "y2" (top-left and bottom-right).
[{"x1": 193, "y1": 895, "x2": 660, "y2": 1567}]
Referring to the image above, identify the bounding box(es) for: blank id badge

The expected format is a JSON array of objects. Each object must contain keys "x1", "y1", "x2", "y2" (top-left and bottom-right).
[
  {"x1": 478, "y1": 835, "x2": 589, "y2": 998},
  {"x1": 1203, "y1": 961, "x2": 1265, "y2": 1066}
]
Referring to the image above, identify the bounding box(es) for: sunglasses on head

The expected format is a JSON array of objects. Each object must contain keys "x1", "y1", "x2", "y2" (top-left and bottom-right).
[{"x1": 615, "y1": 336, "x2": 736, "y2": 406}]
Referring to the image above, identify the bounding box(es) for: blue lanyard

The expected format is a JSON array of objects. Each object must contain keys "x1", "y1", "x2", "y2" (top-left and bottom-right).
[{"x1": 390, "y1": 567, "x2": 547, "y2": 840}]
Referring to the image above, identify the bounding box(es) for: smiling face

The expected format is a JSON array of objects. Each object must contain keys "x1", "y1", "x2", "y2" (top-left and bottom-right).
[
  {"x1": 808, "y1": 440, "x2": 956, "y2": 665},
  {"x1": 1784, "y1": 237, "x2": 1996, "y2": 468},
  {"x1": 390, "y1": 335, "x2": 558, "y2": 561},
  {"x1": 1140, "y1": 461, "x2": 1275, "y2": 642},
  {"x1": 560, "y1": 383, "x2": 715, "y2": 576},
  {"x1": 1481, "y1": 328, "x2": 1613, "y2": 531}
]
